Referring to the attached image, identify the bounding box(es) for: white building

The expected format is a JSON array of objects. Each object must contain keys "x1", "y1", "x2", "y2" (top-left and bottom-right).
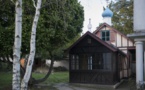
[{"x1": 127, "y1": 0, "x2": 145, "y2": 89}]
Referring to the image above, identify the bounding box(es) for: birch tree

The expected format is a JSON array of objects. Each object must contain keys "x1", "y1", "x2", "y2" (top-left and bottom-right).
[
  {"x1": 21, "y1": 0, "x2": 42, "y2": 89},
  {"x1": 11, "y1": 0, "x2": 83, "y2": 89},
  {"x1": 12, "y1": 0, "x2": 22, "y2": 90}
]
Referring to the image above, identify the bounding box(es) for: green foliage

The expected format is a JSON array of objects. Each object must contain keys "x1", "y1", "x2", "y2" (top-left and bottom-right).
[
  {"x1": 50, "y1": 34, "x2": 81, "y2": 60},
  {"x1": 36, "y1": 0, "x2": 84, "y2": 59},
  {"x1": 0, "y1": 0, "x2": 15, "y2": 57},
  {"x1": 110, "y1": 0, "x2": 133, "y2": 34},
  {"x1": 21, "y1": 0, "x2": 35, "y2": 55},
  {"x1": 22, "y1": 0, "x2": 84, "y2": 59},
  {"x1": 0, "y1": 0, "x2": 84, "y2": 60}
]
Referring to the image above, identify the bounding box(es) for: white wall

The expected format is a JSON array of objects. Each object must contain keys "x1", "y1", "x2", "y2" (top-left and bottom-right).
[
  {"x1": 129, "y1": 40, "x2": 134, "y2": 46},
  {"x1": 116, "y1": 33, "x2": 121, "y2": 47},
  {"x1": 122, "y1": 37, "x2": 127, "y2": 46},
  {"x1": 46, "y1": 60, "x2": 69, "y2": 70}
]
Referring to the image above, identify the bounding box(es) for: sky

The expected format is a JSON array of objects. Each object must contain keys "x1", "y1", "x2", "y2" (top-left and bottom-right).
[{"x1": 78, "y1": 0, "x2": 108, "y2": 34}]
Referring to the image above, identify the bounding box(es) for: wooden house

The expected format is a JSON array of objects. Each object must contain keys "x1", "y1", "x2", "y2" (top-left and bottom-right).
[
  {"x1": 67, "y1": 7, "x2": 135, "y2": 85},
  {"x1": 68, "y1": 31, "x2": 128, "y2": 84}
]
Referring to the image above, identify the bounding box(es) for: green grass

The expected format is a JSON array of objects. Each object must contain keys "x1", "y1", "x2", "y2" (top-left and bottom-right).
[
  {"x1": 0, "y1": 72, "x2": 12, "y2": 89},
  {"x1": 0, "y1": 71, "x2": 69, "y2": 89},
  {"x1": 32, "y1": 72, "x2": 69, "y2": 84}
]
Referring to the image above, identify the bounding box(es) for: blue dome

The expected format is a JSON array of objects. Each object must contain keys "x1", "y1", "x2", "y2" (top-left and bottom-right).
[{"x1": 102, "y1": 7, "x2": 113, "y2": 17}]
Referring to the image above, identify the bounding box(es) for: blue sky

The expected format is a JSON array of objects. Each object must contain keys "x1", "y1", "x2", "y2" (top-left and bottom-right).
[{"x1": 78, "y1": 0, "x2": 109, "y2": 33}]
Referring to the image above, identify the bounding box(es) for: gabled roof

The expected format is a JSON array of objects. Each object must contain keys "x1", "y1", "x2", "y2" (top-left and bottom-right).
[
  {"x1": 68, "y1": 31, "x2": 118, "y2": 52},
  {"x1": 93, "y1": 23, "x2": 133, "y2": 42}
]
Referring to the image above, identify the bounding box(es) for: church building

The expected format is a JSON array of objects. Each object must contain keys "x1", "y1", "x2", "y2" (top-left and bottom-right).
[{"x1": 68, "y1": 6, "x2": 135, "y2": 85}]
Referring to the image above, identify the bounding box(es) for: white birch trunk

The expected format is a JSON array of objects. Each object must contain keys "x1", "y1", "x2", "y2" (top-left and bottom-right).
[
  {"x1": 12, "y1": 0, "x2": 22, "y2": 90},
  {"x1": 21, "y1": 0, "x2": 42, "y2": 89}
]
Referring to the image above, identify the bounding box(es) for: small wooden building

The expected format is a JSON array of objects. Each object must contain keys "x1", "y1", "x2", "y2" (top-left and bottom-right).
[{"x1": 68, "y1": 31, "x2": 127, "y2": 85}]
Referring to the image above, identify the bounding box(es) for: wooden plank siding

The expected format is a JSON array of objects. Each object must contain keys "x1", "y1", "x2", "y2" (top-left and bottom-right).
[
  {"x1": 68, "y1": 31, "x2": 128, "y2": 85},
  {"x1": 69, "y1": 70, "x2": 118, "y2": 85}
]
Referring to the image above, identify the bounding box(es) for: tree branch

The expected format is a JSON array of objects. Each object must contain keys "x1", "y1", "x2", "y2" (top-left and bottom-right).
[
  {"x1": 32, "y1": 51, "x2": 54, "y2": 84},
  {"x1": 11, "y1": 0, "x2": 15, "y2": 4},
  {"x1": 32, "y1": 0, "x2": 36, "y2": 8}
]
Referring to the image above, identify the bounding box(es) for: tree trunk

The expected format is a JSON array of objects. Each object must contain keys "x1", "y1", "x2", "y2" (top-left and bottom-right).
[
  {"x1": 21, "y1": 0, "x2": 42, "y2": 89},
  {"x1": 12, "y1": 0, "x2": 22, "y2": 90},
  {"x1": 33, "y1": 58, "x2": 54, "y2": 84}
]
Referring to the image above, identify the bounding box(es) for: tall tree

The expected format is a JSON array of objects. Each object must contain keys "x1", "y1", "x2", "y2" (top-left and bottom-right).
[
  {"x1": 12, "y1": 0, "x2": 22, "y2": 89},
  {"x1": 0, "y1": 0, "x2": 83, "y2": 63},
  {"x1": 12, "y1": 0, "x2": 42, "y2": 89},
  {"x1": 110, "y1": 0, "x2": 133, "y2": 34},
  {"x1": 21, "y1": 0, "x2": 42, "y2": 89},
  {"x1": 32, "y1": 0, "x2": 84, "y2": 84},
  {"x1": 0, "y1": 0, "x2": 84, "y2": 88}
]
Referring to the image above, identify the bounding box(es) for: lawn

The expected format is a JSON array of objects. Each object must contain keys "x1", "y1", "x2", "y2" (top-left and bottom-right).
[
  {"x1": 0, "y1": 71, "x2": 69, "y2": 89},
  {"x1": 32, "y1": 72, "x2": 69, "y2": 84},
  {"x1": 0, "y1": 72, "x2": 12, "y2": 89}
]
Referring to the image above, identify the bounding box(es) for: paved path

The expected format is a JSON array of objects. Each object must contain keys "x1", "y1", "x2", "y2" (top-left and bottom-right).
[
  {"x1": 54, "y1": 83, "x2": 110, "y2": 90},
  {"x1": 54, "y1": 83, "x2": 128, "y2": 90},
  {"x1": 54, "y1": 79, "x2": 136, "y2": 90},
  {"x1": 34, "y1": 79, "x2": 136, "y2": 90}
]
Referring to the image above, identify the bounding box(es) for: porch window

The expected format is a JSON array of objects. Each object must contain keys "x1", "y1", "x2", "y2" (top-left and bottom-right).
[
  {"x1": 71, "y1": 55, "x2": 79, "y2": 70},
  {"x1": 101, "y1": 30, "x2": 110, "y2": 41},
  {"x1": 103, "y1": 53, "x2": 112, "y2": 70},
  {"x1": 76, "y1": 56, "x2": 79, "y2": 70},
  {"x1": 88, "y1": 56, "x2": 92, "y2": 70},
  {"x1": 94, "y1": 53, "x2": 103, "y2": 69},
  {"x1": 92, "y1": 53, "x2": 112, "y2": 70},
  {"x1": 71, "y1": 55, "x2": 75, "y2": 70}
]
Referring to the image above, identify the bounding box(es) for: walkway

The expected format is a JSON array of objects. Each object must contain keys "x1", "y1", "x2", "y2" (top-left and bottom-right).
[{"x1": 33, "y1": 79, "x2": 136, "y2": 90}]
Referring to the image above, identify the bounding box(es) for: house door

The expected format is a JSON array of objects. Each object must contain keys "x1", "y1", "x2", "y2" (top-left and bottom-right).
[{"x1": 80, "y1": 54, "x2": 93, "y2": 70}]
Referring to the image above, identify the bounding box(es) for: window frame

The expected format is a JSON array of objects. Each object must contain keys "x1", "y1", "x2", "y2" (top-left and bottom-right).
[
  {"x1": 101, "y1": 30, "x2": 110, "y2": 41},
  {"x1": 71, "y1": 54, "x2": 79, "y2": 70},
  {"x1": 88, "y1": 56, "x2": 92, "y2": 70}
]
